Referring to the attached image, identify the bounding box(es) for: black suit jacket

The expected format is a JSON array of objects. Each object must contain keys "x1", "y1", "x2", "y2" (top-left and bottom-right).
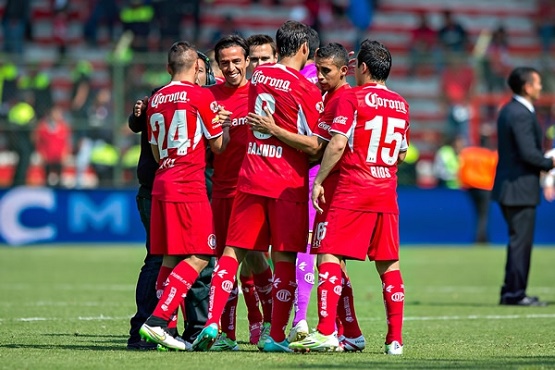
[{"x1": 492, "y1": 98, "x2": 553, "y2": 206}]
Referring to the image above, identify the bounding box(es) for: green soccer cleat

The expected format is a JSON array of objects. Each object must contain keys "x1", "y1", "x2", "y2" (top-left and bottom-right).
[
  {"x1": 192, "y1": 323, "x2": 219, "y2": 351},
  {"x1": 262, "y1": 336, "x2": 293, "y2": 353},
  {"x1": 288, "y1": 331, "x2": 339, "y2": 353},
  {"x1": 210, "y1": 332, "x2": 239, "y2": 351},
  {"x1": 257, "y1": 322, "x2": 271, "y2": 350},
  {"x1": 139, "y1": 323, "x2": 189, "y2": 351}
]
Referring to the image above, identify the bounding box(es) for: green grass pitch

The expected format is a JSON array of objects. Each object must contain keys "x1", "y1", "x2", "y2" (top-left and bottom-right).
[{"x1": 1, "y1": 245, "x2": 555, "y2": 369}]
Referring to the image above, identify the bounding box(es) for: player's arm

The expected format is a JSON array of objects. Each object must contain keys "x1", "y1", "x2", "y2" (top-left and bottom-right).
[
  {"x1": 247, "y1": 106, "x2": 323, "y2": 156},
  {"x1": 150, "y1": 144, "x2": 160, "y2": 163},
  {"x1": 312, "y1": 132, "x2": 348, "y2": 213},
  {"x1": 208, "y1": 106, "x2": 232, "y2": 154}
]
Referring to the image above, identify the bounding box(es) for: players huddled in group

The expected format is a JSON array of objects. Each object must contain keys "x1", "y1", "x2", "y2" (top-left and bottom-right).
[{"x1": 132, "y1": 19, "x2": 409, "y2": 356}]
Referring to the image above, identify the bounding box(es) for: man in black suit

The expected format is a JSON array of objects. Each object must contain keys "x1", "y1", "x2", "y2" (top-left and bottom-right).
[{"x1": 492, "y1": 67, "x2": 554, "y2": 307}]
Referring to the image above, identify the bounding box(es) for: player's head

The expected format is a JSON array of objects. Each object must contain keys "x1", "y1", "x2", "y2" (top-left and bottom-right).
[
  {"x1": 276, "y1": 20, "x2": 310, "y2": 60},
  {"x1": 206, "y1": 49, "x2": 224, "y2": 79},
  {"x1": 306, "y1": 26, "x2": 320, "y2": 62},
  {"x1": 167, "y1": 41, "x2": 198, "y2": 77},
  {"x1": 214, "y1": 34, "x2": 250, "y2": 87},
  {"x1": 315, "y1": 42, "x2": 349, "y2": 92},
  {"x1": 196, "y1": 50, "x2": 216, "y2": 86},
  {"x1": 247, "y1": 34, "x2": 278, "y2": 73},
  {"x1": 507, "y1": 66, "x2": 541, "y2": 100},
  {"x1": 355, "y1": 39, "x2": 392, "y2": 86}
]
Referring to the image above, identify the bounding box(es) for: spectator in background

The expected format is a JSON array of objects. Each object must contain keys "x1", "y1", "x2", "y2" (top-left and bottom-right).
[
  {"x1": 1, "y1": 0, "x2": 31, "y2": 56},
  {"x1": 53, "y1": 4, "x2": 69, "y2": 62},
  {"x1": 18, "y1": 65, "x2": 53, "y2": 121},
  {"x1": 120, "y1": 0, "x2": 154, "y2": 52},
  {"x1": 458, "y1": 144, "x2": 498, "y2": 243},
  {"x1": 440, "y1": 54, "x2": 474, "y2": 141},
  {"x1": 153, "y1": 0, "x2": 183, "y2": 51},
  {"x1": 482, "y1": 25, "x2": 511, "y2": 93},
  {"x1": 33, "y1": 106, "x2": 72, "y2": 187},
  {"x1": 493, "y1": 67, "x2": 553, "y2": 307},
  {"x1": 7, "y1": 92, "x2": 36, "y2": 186},
  {"x1": 437, "y1": 10, "x2": 468, "y2": 71},
  {"x1": 87, "y1": 87, "x2": 118, "y2": 187},
  {"x1": 433, "y1": 134, "x2": 464, "y2": 189},
  {"x1": 407, "y1": 11, "x2": 437, "y2": 76},
  {"x1": 83, "y1": 0, "x2": 121, "y2": 46},
  {"x1": 535, "y1": 0, "x2": 555, "y2": 55},
  {"x1": 181, "y1": 0, "x2": 202, "y2": 44}
]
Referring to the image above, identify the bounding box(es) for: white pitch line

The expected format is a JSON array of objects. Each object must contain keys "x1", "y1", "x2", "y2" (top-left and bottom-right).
[{"x1": 2, "y1": 313, "x2": 555, "y2": 323}]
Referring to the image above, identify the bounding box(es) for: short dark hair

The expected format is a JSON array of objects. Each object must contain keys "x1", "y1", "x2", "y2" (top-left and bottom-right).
[
  {"x1": 276, "y1": 20, "x2": 310, "y2": 58},
  {"x1": 315, "y1": 42, "x2": 349, "y2": 68},
  {"x1": 213, "y1": 34, "x2": 249, "y2": 64},
  {"x1": 246, "y1": 34, "x2": 277, "y2": 56},
  {"x1": 507, "y1": 66, "x2": 539, "y2": 95},
  {"x1": 357, "y1": 39, "x2": 392, "y2": 82},
  {"x1": 306, "y1": 27, "x2": 320, "y2": 60},
  {"x1": 167, "y1": 41, "x2": 197, "y2": 74}
]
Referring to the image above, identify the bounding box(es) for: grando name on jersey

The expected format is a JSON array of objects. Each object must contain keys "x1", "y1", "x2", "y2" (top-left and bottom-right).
[{"x1": 247, "y1": 142, "x2": 283, "y2": 158}]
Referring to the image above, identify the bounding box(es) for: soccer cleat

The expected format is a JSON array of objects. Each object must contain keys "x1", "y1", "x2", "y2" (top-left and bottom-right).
[
  {"x1": 139, "y1": 323, "x2": 188, "y2": 351},
  {"x1": 288, "y1": 331, "x2": 339, "y2": 352},
  {"x1": 192, "y1": 323, "x2": 219, "y2": 351},
  {"x1": 262, "y1": 336, "x2": 293, "y2": 353},
  {"x1": 156, "y1": 339, "x2": 192, "y2": 352},
  {"x1": 126, "y1": 339, "x2": 157, "y2": 351},
  {"x1": 257, "y1": 322, "x2": 271, "y2": 350},
  {"x1": 287, "y1": 319, "x2": 309, "y2": 343},
  {"x1": 249, "y1": 321, "x2": 262, "y2": 345},
  {"x1": 210, "y1": 332, "x2": 239, "y2": 351},
  {"x1": 336, "y1": 334, "x2": 366, "y2": 352},
  {"x1": 385, "y1": 340, "x2": 403, "y2": 355}
]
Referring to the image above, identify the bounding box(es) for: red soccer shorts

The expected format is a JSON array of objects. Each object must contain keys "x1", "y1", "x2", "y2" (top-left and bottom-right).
[
  {"x1": 312, "y1": 207, "x2": 400, "y2": 261},
  {"x1": 150, "y1": 199, "x2": 217, "y2": 256},
  {"x1": 211, "y1": 197, "x2": 234, "y2": 256},
  {"x1": 225, "y1": 191, "x2": 308, "y2": 252}
]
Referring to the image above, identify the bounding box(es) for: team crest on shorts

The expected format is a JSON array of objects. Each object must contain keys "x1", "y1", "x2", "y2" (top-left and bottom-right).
[{"x1": 207, "y1": 234, "x2": 217, "y2": 249}]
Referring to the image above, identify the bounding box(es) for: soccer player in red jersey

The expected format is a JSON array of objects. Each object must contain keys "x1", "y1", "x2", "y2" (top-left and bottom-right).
[
  {"x1": 139, "y1": 41, "x2": 230, "y2": 351},
  {"x1": 207, "y1": 35, "x2": 273, "y2": 351},
  {"x1": 248, "y1": 42, "x2": 366, "y2": 351},
  {"x1": 289, "y1": 39, "x2": 410, "y2": 355},
  {"x1": 193, "y1": 20, "x2": 323, "y2": 353}
]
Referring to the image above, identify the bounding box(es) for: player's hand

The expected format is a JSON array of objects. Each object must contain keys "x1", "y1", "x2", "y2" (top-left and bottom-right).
[
  {"x1": 217, "y1": 106, "x2": 232, "y2": 128},
  {"x1": 312, "y1": 182, "x2": 325, "y2": 214},
  {"x1": 544, "y1": 186, "x2": 555, "y2": 202},
  {"x1": 247, "y1": 106, "x2": 276, "y2": 135},
  {"x1": 347, "y1": 51, "x2": 356, "y2": 75},
  {"x1": 134, "y1": 96, "x2": 148, "y2": 117}
]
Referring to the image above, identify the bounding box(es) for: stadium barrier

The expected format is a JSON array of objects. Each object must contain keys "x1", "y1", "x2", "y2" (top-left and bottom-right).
[{"x1": 0, "y1": 186, "x2": 553, "y2": 246}]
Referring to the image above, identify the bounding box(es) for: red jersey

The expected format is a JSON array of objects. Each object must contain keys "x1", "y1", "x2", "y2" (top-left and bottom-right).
[
  {"x1": 35, "y1": 119, "x2": 71, "y2": 162},
  {"x1": 313, "y1": 84, "x2": 354, "y2": 142},
  {"x1": 147, "y1": 81, "x2": 222, "y2": 202},
  {"x1": 209, "y1": 82, "x2": 250, "y2": 198},
  {"x1": 331, "y1": 83, "x2": 410, "y2": 213},
  {"x1": 239, "y1": 63, "x2": 323, "y2": 201}
]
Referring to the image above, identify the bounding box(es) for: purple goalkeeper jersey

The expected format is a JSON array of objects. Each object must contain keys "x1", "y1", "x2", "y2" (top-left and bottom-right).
[{"x1": 300, "y1": 62, "x2": 318, "y2": 85}]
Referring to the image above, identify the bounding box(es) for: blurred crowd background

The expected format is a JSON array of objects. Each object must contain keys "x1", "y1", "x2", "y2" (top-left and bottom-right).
[{"x1": 0, "y1": 0, "x2": 554, "y2": 189}]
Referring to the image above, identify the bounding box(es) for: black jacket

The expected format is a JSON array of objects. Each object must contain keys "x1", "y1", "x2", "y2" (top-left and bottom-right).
[{"x1": 492, "y1": 98, "x2": 553, "y2": 206}]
